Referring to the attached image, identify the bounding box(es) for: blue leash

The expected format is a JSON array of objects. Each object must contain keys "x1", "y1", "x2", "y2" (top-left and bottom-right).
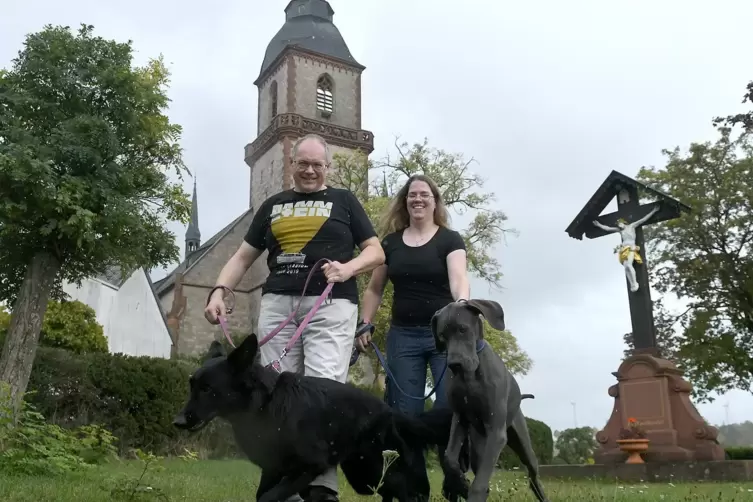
[
  {"x1": 350, "y1": 322, "x2": 486, "y2": 402},
  {"x1": 371, "y1": 341, "x2": 448, "y2": 401}
]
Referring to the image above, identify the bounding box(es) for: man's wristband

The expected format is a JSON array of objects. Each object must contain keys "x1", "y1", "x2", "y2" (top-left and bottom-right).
[{"x1": 206, "y1": 285, "x2": 235, "y2": 314}]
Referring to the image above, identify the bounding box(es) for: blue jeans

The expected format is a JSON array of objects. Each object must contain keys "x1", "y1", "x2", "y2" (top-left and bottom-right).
[{"x1": 384, "y1": 324, "x2": 449, "y2": 416}]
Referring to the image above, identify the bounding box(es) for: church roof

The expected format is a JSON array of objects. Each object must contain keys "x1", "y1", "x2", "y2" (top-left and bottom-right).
[
  {"x1": 152, "y1": 208, "x2": 254, "y2": 296},
  {"x1": 96, "y1": 265, "x2": 128, "y2": 288},
  {"x1": 256, "y1": 0, "x2": 363, "y2": 84}
]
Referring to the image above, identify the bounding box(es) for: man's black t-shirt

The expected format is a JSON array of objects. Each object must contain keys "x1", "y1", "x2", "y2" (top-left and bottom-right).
[
  {"x1": 244, "y1": 187, "x2": 377, "y2": 304},
  {"x1": 383, "y1": 226, "x2": 466, "y2": 327}
]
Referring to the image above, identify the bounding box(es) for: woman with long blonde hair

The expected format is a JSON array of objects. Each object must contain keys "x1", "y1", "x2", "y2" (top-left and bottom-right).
[{"x1": 358, "y1": 174, "x2": 470, "y2": 420}]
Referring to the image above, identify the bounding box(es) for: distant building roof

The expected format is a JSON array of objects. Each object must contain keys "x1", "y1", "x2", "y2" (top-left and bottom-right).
[
  {"x1": 89, "y1": 264, "x2": 173, "y2": 346},
  {"x1": 152, "y1": 208, "x2": 254, "y2": 296},
  {"x1": 95, "y1": 265, "x2": 128, "y2": 288},
  {"x1": 256, "y1": 0, "x2": 364, "y2": 84}
]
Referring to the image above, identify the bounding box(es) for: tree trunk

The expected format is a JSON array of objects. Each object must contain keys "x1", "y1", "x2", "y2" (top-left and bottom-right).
[{"x1": 0, "y1": 251, "x2": 61, "y2": 407}]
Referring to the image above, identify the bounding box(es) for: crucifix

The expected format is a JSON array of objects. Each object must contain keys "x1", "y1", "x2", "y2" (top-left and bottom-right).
[
  {"x1": 592, "y1": 202, "x2": 659, "y2": 294},
  {"x1": 565, "y1": 171, "x2": 690, "y2": 356}
]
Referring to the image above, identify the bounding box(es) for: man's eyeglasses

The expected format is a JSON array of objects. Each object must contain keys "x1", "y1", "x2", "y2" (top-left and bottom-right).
[{"x1": 294, "y1": 160, "x2": 327, "y2": 172}]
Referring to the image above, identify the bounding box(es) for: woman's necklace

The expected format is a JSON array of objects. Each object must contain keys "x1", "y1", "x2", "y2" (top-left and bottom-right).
[{"x1": 409, "y1": 226, "x2": 435, "y2": 246}]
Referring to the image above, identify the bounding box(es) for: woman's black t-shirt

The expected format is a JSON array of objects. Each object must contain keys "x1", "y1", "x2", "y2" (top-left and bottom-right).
[{"x1": 382, "y1": 226, "x2": 466, "y2": 327}]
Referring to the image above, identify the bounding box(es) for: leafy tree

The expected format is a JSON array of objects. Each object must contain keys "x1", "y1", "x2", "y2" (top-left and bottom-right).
[
  {"x1": 715, "y1": 80, "x2": 753, "y2": 132},
  {"x1": 329, "y1": 141, "x2": 532, "y2": 386},
  {"x1": 0, "y1": 307, "x2": 9, "y2": 333},
  {"x1": 0, "y1": 300, "x2": 108, "y2": 354},
  {"x1": 380, "y1": 138, "x2": 513, "y2": 285},
  {"x1": 717, "y1": 421, "x2": 753, "y2": 447},
  {"x1": 483, "y1": 320, "x2": 532, "y2": 376},
  {"x1": 633, "y1": 122, "x2": 753, "y2": 402},
  {"x1": 0, "y1": 24, "x2": 191, "y2": 404},
  {"x1": 553, "y1": 427, "x2": 599, "y2": 464},
  {"x1": 622, "y1": 297, "x2": 681, "y2": 361}
]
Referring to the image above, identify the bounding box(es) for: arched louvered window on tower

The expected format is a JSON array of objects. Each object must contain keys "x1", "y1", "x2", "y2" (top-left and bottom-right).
[{"x1": 316, "y1": 75, "x2": 334, "y2": 115}]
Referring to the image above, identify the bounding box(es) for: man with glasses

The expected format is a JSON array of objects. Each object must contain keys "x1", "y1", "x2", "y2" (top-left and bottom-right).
[{"x1": 204, "y1": 133, "x2": 384, "y2": 502}]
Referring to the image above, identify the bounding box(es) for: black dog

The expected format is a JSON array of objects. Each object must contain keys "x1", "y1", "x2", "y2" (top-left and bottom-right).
[
  {"x1": 173, "y1": 334, "x2": 468, "y2": 502},
  {"x1": 340, "y1": 404, "x2": 470, "y2": 502}
]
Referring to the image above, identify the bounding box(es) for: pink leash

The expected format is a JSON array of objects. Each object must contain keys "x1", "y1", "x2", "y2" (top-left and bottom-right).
[{"x1": 216, "y1": 258, "x2": 334, "y2": 373}]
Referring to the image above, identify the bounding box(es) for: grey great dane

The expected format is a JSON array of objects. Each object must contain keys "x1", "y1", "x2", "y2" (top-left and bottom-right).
[{"x1": 431, "y1": 299, "x2": 549, "y2": 502}]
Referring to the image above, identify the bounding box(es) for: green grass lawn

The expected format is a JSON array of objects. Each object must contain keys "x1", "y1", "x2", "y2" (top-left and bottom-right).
[{"x1": 1, "y1": 459, "x2": 752, "y2": 501}]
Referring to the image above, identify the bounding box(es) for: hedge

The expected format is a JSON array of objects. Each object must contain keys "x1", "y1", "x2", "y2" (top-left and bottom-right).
[
  {"x1": 23, "y1": 345, "x2": 556, "y2": 463},
  {"x1": 26, "y1": 346, "x2": 238, "y2": 458},
  {"x1": 498, "y1": 417, "x2": 554, "y2": 469},
  {"x1": 725, "y1": 446, "x2": 753, "y2": 460}
]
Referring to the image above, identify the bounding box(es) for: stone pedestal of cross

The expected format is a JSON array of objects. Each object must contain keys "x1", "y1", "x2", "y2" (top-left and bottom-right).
[{"x1": 565, "y1": 170, "x2": 725, "y2": 464}]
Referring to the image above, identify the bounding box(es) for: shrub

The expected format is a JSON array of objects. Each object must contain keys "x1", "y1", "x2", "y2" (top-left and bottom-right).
[
  {"x1": 0, "y1": 382, "x2": 118, "y2": 475},
  {"x1": 498, "y1": 417, "x2": 554, "y2": 469},
  {"x1": 0, "y1": 300, "x2": 108, "y2": 354},
  {"x1": 725, "y1": 446, "x2": 753, "y2": 460},
  {"x1": 26, "y1": 346, "x2": 238, "y2": 457},
  {"x1": 554, "y1": 426, "x2": 599, "y2": 465}
]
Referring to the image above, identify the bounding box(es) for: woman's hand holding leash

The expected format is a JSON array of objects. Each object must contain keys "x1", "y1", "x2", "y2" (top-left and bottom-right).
[
  {"x1": 350, "y1": 321, "x2": 375, "y2": 366},
  {"x1": 355, "y1": 320, "x2": 375, "y2": 353}
]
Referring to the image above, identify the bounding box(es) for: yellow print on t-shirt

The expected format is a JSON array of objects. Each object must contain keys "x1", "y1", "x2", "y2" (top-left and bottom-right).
[{"x1": 270, "y1": 200, "x2": 333, "y2": 254}]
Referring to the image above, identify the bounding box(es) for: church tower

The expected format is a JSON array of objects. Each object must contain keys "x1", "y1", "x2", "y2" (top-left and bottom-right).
[
  {"x1": 185, "y1": 178, "x2": 200, "y2": 259},
  {"x1": 244, "y1": 0, "x2": 374, "y2": 210}
]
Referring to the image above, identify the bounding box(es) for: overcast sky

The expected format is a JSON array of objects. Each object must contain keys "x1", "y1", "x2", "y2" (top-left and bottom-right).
[{"x1": 3, "y1": 0, "x2": 752, "y2": 433}]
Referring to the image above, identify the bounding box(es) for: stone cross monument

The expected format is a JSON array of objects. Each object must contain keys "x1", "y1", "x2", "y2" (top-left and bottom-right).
[{"x1": 565, "y1": 170, "x2": 724, "y2": 463}]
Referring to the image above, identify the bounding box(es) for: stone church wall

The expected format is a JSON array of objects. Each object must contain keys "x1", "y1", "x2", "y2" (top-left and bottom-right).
[{"x1": 173, "y1": 211, "x2": 264, "y2": 356}]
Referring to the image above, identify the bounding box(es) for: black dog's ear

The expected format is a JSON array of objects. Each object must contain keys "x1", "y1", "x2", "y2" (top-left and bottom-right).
[
  {"x1": 227, "y1": 333, "x2": 259, "y2": 373},
  {"x1": 207, "y1": 341, "x2": 227, "y2": 359},
  {"x1": 430, "y1": 311, "x2": 446, "y2": 352},
  {"x1": 465, "y1": 299, "x2": 505, "y2": 331}
]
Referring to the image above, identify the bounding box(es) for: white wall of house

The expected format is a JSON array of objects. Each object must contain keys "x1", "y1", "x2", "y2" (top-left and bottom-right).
[
  {"x1": 62, "y1": 277, "x2": 118, "y2": 330},
  {"x1": 62, "y1": 269, "x2": 172, "y2": 359}
]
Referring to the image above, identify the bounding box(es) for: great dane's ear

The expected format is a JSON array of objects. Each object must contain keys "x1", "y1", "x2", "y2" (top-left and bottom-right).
[
  {"x1": 465, "y1": 299, "x2": 505, "y2": 331},
  {"x1": 206, "y1": 340, "x2": 227, "y2": 359},
  {"x1": 430, "y1": 311, "x2": 447, "y2": 352},
  {"x1": 227, "y1": 332, "x2": 259, "y2": 372}
]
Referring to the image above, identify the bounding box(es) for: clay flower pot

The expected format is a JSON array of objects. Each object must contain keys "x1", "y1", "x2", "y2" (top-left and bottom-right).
[{"x1": 616, "y1": 438, "x2": 650, "y2": 464}]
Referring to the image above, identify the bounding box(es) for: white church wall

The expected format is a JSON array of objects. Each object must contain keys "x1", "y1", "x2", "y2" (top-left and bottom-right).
[
  {"x1": 62, "y1": 277, "x2": 117, "y2": 332},
  {"x1": 62, "y1": 270, "x2": 172, "y2": 359}
]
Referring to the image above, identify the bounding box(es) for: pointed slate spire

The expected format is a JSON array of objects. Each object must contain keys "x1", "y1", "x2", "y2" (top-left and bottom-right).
[
  {"x1": 381, "y1": 169, "x2": 389, "y2": 198},
  {"x1": 185, "y1": 178, "x2": 201, "y2": 256}
]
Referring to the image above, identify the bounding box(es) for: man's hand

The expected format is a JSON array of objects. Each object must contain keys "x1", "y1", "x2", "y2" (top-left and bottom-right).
[
  {"x1": 204, "y1": 289, "x2": 226, "y2": 325},
  {"x1": 322, "y1": 261, "x2": 355, "y2": 283}
]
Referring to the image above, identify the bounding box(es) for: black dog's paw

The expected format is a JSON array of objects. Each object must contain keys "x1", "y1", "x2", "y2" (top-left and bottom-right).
[
  {"x1": 303, "y1": 486, "x2": 339, "y2": 502},
  {"x1": 258, "y1": 492, "x2": 277, "y2": 502},
  {"x1": 442, "y1": 472, "x2": 470, "y2": 502}
]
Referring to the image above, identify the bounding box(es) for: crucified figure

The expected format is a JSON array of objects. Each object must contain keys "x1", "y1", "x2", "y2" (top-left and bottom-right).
[{"x1": 592, "y1": 206, "x2": 659, "y2": 293}]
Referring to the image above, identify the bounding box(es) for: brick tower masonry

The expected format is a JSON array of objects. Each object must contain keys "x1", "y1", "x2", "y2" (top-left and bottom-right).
[
  {"x1": 246, "y1": 0, "x2": 374, "y2": 210},
  {"x1": 154, "y1": 0, "x2": 374, "y2": 356},
  {"x1": 242, "y1": 0, "x2": 375, "y2": 326}
]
